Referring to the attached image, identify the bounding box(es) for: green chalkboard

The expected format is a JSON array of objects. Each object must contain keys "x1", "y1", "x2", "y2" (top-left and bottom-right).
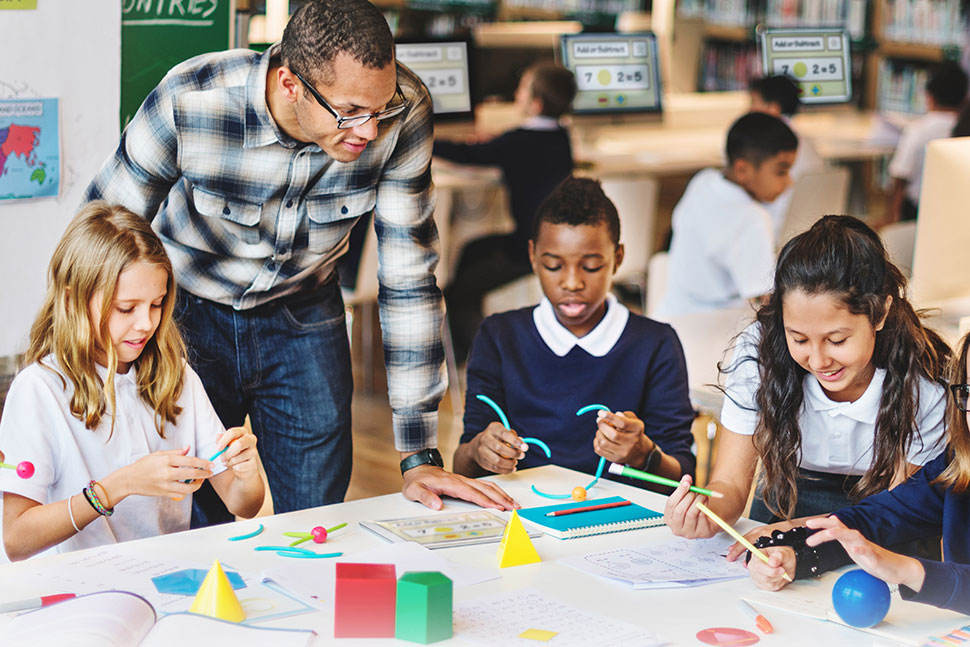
[{"x1": 120, "y1": 0, "x2": 232, "y2": 129}]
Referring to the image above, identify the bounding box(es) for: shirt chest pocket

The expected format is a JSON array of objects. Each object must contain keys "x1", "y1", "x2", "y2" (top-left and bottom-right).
[
  {"x1": 193, "y1": 185, "x2": 263, "y2": 246},
  {"x1": 305, "y1": 188, "x2": 376, "y2": 254}
]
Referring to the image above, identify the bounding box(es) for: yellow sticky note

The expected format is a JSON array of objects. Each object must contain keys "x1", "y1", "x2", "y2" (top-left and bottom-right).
[{"x1": 518, "y1": 628, "x2": 558, "y2": 641}]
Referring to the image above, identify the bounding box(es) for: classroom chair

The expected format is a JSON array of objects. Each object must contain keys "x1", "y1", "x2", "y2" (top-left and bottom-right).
[
  {"x1": 645, "y1": 250, "x2": 668, "y2": 319},
  {"x1": 776, "y1": 166, "x2": 851, "y2": 250},
  {"x1": 880, "y1": 220, "x2": 917, "y2": 279},
  {"x1": 599, "y1": 176, "x2": 661, "y2": 313}
]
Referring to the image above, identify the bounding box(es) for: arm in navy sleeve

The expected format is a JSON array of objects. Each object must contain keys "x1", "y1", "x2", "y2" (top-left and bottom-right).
[
  {"x1": 461, "y1": 319, "x2": 507, "y2": 444},
  {"x1": 638, "y1": 324, "x2": 697, "y2": 479}
]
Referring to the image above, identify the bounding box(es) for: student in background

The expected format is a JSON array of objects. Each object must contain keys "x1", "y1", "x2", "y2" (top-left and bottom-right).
[
  {"x1": 746, "y1": 330, "x2": 970, "y2": 615},
  {"x1": 888, "y1": 61, "x2": 969, "y2": 222},
  {"x1": 435, "y1": 63, "x2": 577, "y2": 361},
  {"x1": 665, "y1": 216, "x2": 949, "y2": 538},
  {"x1": 656, "y1": 112, "x2": 797, "y2": 319},
  {"x1": 453, "y1": 178, "x2": 696, "y2": 489},
  {"x1": 0, "y1": 203, "x2": 265, "y2": 561},
  {"x1": 748, "y1": 75, "x2": 825, "y2": 236}
]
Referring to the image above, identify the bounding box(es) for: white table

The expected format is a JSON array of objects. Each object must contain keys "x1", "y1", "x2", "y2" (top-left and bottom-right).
[{"x1": 0, "y1": 466, "x2": 932, "y2": 645}]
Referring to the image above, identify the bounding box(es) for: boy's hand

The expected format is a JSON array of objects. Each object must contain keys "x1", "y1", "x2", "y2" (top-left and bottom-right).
[
  {"x1": 748, "y1": 546, "x2": 796, "y2": 591},
  {"x1": 216, "y1": 427, "x2": 260, "y2": 481},
  {"x1": 806, "y1": 516, "x2": 926, "y2": 592},
  {"x1": 593, "y1": 410, "x2": 649, "y2": 465},
  {"x1": 470, "y1": 422, "x2": 528, "y2": 474}
]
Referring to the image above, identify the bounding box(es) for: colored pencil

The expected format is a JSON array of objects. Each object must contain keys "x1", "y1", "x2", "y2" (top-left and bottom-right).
[
  {"x1": 544, "y1": 500, "x2": 632, "y2": 517},
  {"x1": 738, "y1": 599, "x2": 774, "y2": 634},
  {"x1": 0, "y1": 593, "x2": 75, "y2": 613},
  {"x1": 694, "y1": 501, "x2": 793, "y2": 583},
  {"x1": 608, "y1": 463, "x2": 724, "y2": 498}
]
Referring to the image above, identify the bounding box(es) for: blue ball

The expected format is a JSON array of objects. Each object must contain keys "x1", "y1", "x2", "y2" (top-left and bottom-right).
[{"x1": 832, "y1": 569, "x2": 891, "y2": 628}]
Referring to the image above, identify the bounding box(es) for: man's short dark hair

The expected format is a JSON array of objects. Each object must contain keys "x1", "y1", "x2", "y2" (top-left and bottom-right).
[
  {"x1": 531, "y1": 177, "x2": 620, "y2": 245},
  {"x1": 726, "y1": 112, "x2": 799, "y2": 167},
  {"x1": 926, "y1": 61, "x2": 969, "y2": 109},
  {"x1": 749, "y1": 75, "x2": 801, "y2": 116},
  {"x1": 528, "y1": 63, "x2": 577, "y2": 118},
  {"x1": 280, "y1": 0, "x2": 394, "y2": 85}
]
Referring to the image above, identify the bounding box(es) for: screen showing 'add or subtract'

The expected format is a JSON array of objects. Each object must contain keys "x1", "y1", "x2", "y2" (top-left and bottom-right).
[
  {"x1": 396, "y1": 41, "x2": 472, "y2": 115},
  {"x1": 560, "y1": 33, "x2": 663, "y2": 115},
  {"x1": 760, "y1": 28, "x2": 852, "y2": 104}
]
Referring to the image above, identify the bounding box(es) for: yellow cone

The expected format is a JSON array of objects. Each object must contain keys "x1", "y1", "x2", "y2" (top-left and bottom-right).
[
  {"x1": 497, "y1": 510, "x2": 541, "y2": 568},
  {"x1": 189, "y1": 560, "x2": 246, "y2": 622}
]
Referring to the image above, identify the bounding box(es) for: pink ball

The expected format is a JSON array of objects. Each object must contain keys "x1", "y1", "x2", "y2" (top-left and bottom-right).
[
  {"x1": 16, "y1": 461, "x2": 34, "y2": 479},
  {"x1": 310, "y1": 526, "x2": 328, "y2": 543}
]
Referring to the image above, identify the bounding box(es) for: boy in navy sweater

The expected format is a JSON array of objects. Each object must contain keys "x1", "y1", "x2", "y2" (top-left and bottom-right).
[
  {"x1": 437, "y1": 63, "x2": 577, "y2": 361},
  {"x1": 453, "y1": 177, "x2": 696, "y2": 489}
]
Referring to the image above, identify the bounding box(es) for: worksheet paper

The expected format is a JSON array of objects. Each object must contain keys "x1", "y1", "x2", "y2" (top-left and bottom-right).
[
  {"x1": 559, "y1": 535, "x2": 747, "y2": 588},
  {"x1": 6, "y1": 547, "x2": 313, "y2": 623},
  {"x1": 453, "y1": 589, "x2": 668, "y2": 647}
]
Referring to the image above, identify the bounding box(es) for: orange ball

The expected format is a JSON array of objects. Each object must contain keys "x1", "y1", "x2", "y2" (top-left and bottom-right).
[{"x1": 571, "y1": 486, "x2": 587, "y2": 501}]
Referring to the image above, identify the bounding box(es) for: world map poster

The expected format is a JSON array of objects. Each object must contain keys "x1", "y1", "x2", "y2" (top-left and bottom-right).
[{"x1": 0, "y1": 98, "x2": 59, "y2": 201}]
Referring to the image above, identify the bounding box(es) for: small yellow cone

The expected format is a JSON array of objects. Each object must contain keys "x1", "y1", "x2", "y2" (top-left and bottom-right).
[
  {"x1": 497, "y1": 510, "x2": 541, "y2": 568},
  {"x1": 189, "y1": 560, "x2": 246, "y2": 622}
]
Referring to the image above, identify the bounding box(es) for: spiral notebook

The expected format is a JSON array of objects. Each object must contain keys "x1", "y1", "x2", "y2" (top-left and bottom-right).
[{"x1": 517, "y1": 496, "x2": 665, "y2": 539}]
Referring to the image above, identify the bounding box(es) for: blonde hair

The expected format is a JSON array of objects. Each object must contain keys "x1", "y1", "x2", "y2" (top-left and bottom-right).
[
  {"x1": 936, "y1": 332, "x2": 970, "y2": 494},
  {"x1": 25, "y1": 201, "x2": 186, "y2": 436}
]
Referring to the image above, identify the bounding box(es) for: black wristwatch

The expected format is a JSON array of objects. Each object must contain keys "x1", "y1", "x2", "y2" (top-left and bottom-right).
[
  {"x1": 400, "y1": 448, "x2": 444, "y2": 475},
  {"x1": 644, "y1": 444, "x2": 663, "y2": 474}
]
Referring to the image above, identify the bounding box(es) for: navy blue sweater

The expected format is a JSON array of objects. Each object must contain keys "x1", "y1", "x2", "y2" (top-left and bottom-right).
[
  {"x1": 834, "y1": 451, "x2": 970, "y2": 613},
  {"x1": 461, "y1": 307, "x2": 697, "y2": 487}
]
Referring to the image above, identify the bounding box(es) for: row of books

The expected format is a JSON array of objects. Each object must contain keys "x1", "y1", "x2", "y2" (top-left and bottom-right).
[
  {"x1": 881, "y1": 0, "x2": 966, "y2": 47},
  {"x1": 679, "y1": 0, "x2": 868, "y2": 38},
  {"x1": 876, "y1": 58, "x2": 931, "y2": 114},
  {"x1": 699, "y1": 41, "x2": 763, "y2": 91},
  {"x1": 499, "y1": 0, "x2": 638, "y2": 15}
]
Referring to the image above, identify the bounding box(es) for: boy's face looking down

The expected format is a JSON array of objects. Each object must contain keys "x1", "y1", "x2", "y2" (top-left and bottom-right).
[
  {"x1": 730, "y1": 150, "x2": 796, "y2": 203},
  {"x1": 529, "y1": 221, "x2": 624, "y2": 338}
]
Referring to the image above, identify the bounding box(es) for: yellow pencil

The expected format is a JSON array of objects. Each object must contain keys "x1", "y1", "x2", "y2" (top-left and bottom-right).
[{"x1": 694, "y1": 501, "x2": 793, "y2": 583}]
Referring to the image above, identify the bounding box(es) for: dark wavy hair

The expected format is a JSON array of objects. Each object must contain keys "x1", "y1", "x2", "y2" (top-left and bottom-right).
[
  {"x1": 280, "y1": 0, "x2": 394, "y2": 85},
  {"x1": 749, "y1": 215, "x2": 950, "y2": 518}
]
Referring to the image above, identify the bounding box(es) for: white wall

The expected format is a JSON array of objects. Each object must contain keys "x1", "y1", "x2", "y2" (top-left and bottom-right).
[{"x1": 0, "y1": 4, "x2": 120, "y2": 357}]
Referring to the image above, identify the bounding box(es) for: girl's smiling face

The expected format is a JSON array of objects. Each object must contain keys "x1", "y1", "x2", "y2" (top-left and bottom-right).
[{"x1": 782, "y1": 289, "x2": 889, "y2": 403}]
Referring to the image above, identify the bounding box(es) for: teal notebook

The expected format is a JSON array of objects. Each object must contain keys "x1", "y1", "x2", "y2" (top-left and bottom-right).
[{"x1": 517, "y1": 496, "x2": 665, "y2": 540}]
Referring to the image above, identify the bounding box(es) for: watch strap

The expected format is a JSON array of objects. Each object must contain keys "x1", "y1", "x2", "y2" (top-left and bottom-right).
[{"x1": 400, "y1": 448, "x2": 444, "y2": 475}]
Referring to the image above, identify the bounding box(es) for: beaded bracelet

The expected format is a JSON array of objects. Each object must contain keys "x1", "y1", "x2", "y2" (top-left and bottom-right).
[{"x1": 83, "y1": 480, "x2": 114, "y2": 517}]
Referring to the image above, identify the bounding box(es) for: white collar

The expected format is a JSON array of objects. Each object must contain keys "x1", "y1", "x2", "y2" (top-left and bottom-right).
[
  {"x1": 522, "y1": 115, "x2": 561, "y2": 131},
  {"x1": 94, "y1": 361, "x2": 137, "y2": 386},
  {"x1": 533, "y1": 293, "x2": 629, "y2": 357},
  {"x1": 804, "y1": 367, "x2": 884, "y2": 424}
]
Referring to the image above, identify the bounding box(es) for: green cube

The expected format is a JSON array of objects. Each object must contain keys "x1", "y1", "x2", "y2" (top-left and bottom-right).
[{"x1": 395, "y1": 571, "x2": 453, "y2": 644}]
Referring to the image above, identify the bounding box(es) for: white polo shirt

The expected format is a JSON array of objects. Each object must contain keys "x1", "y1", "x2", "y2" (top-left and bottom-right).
[
  {"x1": 657, "y1": 169, "x2": 776, "y2": 319},
  {"x1": 0, "y1": 357, "x2": 226, "y2": 558},
  {"x1": 888, "y1": 111, "x2": 958, "y2": 203},
  {"x1": 720, "y1": 324, "x2": 947, "y2": 475},
  {"x1": 533, "y1": 293, "x2": 630, "y2": 357}
]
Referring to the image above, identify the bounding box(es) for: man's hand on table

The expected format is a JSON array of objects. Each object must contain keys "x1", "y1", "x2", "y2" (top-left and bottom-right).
[{"x1": 402, "y1": 464, "x2": 519, "y2": 511}]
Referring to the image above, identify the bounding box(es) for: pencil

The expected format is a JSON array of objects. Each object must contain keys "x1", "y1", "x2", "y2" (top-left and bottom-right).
[
  {"x1": 608, "y1": 463, "x2": 724, "y2": 498},
  {"x1": 694, "y1": 501, "x2": 793, "y2": 583},
  {"x1": 544, "y1": 500, "x2": 632, "y2": 517}
]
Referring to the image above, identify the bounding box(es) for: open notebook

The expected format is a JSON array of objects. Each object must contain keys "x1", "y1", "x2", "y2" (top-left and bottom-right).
[
  {"x1": 517, "y1": 496, "x2": 665, "y2": 539},
  {"x1": 2, "y1": 590, "x2": 315, "y2": 647}
]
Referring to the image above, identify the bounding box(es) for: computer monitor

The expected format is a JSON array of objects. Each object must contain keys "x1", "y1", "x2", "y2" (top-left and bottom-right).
[
  {"x1": 395, "y1": 40, "x2": 473, "y2": 120},
  {"x1": 759, "y1": 27, "x2": 852, "y2": 104},
  {"x1": 559, "y1": 32, "x2": 663, "y2": 115}
]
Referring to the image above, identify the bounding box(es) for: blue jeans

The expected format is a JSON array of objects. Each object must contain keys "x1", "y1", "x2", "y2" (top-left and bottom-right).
[{"x1": 174, "y1": 279, "x2": 353, "y2": 527}]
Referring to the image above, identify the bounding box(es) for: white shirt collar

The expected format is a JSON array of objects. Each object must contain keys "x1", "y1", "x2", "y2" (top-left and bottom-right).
[
  {"x1": 94, "y1": 361, "x2": 137, "y2": 386},
  {"x1": 804, "y1": 367, "x2": 884, "y2": 424},
  {"x1": 533, "y1": 293, "x2": 629, "y2": 357},
  {"x1": 522, "y1": 115, "x2": 561, "y2": 131}
]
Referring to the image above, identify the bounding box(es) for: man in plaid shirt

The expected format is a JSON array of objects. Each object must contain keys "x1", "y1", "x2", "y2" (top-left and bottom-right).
[{"x1": 86, "y1": 0, "x2": 515, "y2": 524}]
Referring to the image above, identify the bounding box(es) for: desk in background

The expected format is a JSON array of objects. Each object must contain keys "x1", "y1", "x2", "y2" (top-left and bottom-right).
[{"x1": 0, "y1": 465, "x2": 935, "y2": 646}]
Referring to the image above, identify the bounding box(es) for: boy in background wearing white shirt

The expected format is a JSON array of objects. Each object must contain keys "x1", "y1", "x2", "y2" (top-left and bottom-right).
[
  {"x1": 749, "y1": 75, "x2": 825, "y2": 237},
  {"x1": 657, "y1": 112, "x2": 797, "y2": 319},
  {"x1": 888, "y1": 61, "x2": 968, "y2": 222}
]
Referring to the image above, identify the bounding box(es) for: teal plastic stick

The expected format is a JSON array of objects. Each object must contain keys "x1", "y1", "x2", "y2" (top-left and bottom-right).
[{"x1": 475, "y1": 394, "x2": 510, "y2": 429}]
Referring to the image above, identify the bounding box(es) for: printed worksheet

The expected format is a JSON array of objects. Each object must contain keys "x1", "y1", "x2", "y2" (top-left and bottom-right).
[
  {"x1": 560, "y1": 535, "x2": 747, "y2": 588},
  {"x1": 454, "y1": 589, "x2": 667, "y2": 647}
]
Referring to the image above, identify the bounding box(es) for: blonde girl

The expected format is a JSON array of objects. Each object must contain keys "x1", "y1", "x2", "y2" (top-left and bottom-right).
[{"x1": 0, "y1": 202, "x2": 263, "y2": 561}]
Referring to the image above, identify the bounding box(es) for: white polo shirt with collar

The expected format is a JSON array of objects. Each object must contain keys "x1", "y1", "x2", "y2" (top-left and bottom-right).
[
  {"x1": 719, "y1": 324, "x2": 946, "y2": 474},
  {"x1": 0, "y1": 357, "x2": 227, "y2": 558},
  {"x1": 533, "y1": 293, "x2": 630, "y2": 357}
]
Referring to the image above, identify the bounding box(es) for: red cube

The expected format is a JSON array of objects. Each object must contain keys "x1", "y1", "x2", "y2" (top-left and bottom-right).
[{"x1": 334, "y1": 562, "x2": 397, "y2": 637}]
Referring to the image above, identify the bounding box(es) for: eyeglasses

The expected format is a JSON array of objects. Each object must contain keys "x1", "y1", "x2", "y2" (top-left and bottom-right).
[
  {"x1": 292, "y1": 70, "x2": 408, "y2": 130},
  {"x1": 950, "y1": 383, "x2": 970, "y2": 412}
]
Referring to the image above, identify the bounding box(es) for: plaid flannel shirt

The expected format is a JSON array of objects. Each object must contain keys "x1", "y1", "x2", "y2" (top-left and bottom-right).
[{"x1": 85, "y1": 46, "x2": 444, "y2": 451}]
